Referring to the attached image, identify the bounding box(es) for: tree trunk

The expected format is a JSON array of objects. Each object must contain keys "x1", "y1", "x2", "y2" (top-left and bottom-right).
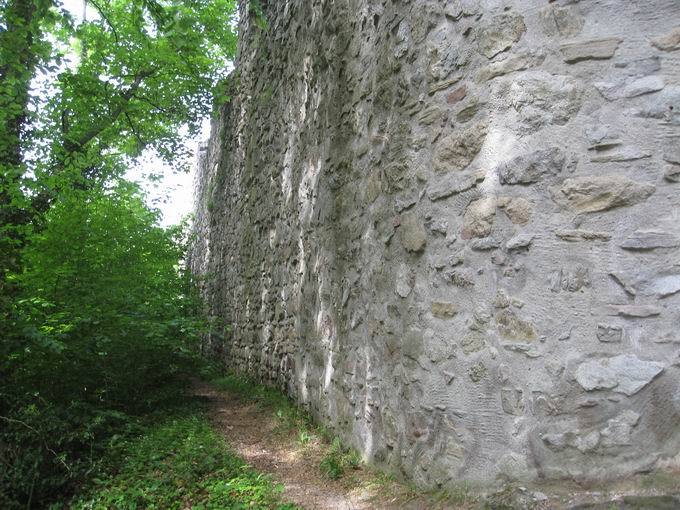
[{"x1": 0, "y1": 0, "x2": 53, "y2": 307}]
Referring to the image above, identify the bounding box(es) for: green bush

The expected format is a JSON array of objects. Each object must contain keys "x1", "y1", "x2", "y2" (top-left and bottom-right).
[{"x1": 0, "y1": 182, "x2": 206, "y2": 507}]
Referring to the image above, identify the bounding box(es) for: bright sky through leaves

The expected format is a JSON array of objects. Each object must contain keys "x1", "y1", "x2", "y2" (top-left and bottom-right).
[{"x1": 60, "y1": 0, "x2": 210, "y2": 226}]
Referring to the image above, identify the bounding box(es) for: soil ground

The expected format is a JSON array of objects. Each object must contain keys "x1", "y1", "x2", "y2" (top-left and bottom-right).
[{"x1": 193, "y1": 381, "x2": 680, "y2": 510}]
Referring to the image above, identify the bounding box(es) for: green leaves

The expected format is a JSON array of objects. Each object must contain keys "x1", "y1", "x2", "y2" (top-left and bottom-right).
[
  {"x1": 71, "y1": 415, "x2": 300, "y2": 510},
  {"x1": 320, "y1": 438, "x2": 361, "y2": 480},
  {"x1": 0, "y1": 181, "x2": 208, "y2": 507},
  {"x1": 1, "y1": 0, "x2": 238, "y2": 245},
  {"x1": 48, "y1": 0, "x2": 237, "y2": 170},
  {"x1": 0, "y1": 1, "x2": 239, "y2": 506}
]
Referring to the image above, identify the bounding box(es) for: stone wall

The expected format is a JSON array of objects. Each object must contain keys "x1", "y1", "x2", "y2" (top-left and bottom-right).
[{"x1": 190, "y1": 0, "x2": 680, "y2": 486}]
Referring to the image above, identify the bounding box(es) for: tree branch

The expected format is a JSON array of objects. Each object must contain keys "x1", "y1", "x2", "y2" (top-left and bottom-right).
[
  {"x1": 0, "y1": 415, "x2": 71, "y2": 472},
  {"x1": 124, "y1": 111, "x2": 144, "y2": 150},
  {"x1": 88, "y1": 0, "x2": 120, "y2": 44},
  {"x1": 132, "y1": 92, "x2": 171, "y2": 113},
  {"x1": 32, "y1": 69, "x2": 156, "y2": 214},
  {"x1": 67, "y1": 69, "x2": 154, "y2": 151}
]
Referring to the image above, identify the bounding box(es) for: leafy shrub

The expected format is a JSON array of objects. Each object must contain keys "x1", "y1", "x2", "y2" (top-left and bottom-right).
[
  {"x1": 0, "y1": 182, "x2": 206, "y2": 507},
  {"x1": 297, "y1": 430, "x2": 313, "y2": 446}
]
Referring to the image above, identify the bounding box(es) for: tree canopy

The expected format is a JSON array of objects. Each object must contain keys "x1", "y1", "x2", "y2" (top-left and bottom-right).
[{"x1": 1, "y1": 0, "x2": 237, "y2": 272}]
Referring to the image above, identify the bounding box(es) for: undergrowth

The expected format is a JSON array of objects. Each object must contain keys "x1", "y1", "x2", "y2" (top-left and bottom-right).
[
  {"x1": 319, "y1": 437, "x2": 361, "y2": 480},
  {"x1": 68, "y1": 411, "x2": 298, "y2": 510},
  {"x1": 206, "y1": 372, "x2": 523, "y2": 509}
]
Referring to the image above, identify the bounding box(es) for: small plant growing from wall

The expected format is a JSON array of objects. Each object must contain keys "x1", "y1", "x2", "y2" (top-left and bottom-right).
[{"x1": 249, "y1": 0, "x2": 268, "y2": 31}]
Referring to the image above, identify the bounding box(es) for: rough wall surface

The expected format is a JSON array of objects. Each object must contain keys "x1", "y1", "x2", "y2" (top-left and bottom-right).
[{"x1": 191, "y1": 0, "x2": 680, "y2": 486}]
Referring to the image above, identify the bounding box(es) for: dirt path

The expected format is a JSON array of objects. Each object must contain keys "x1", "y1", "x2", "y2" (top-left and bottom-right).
[
  {"x1": 193, "y1": 381, "x2": 388, "y2": 510},
  {"x1": 194, "y1": 380, "x2": 680, "y2": 510}
]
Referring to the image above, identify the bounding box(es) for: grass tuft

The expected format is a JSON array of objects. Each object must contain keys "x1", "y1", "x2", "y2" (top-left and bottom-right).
[{"x1": 319, "y1": 437, "x2": 361, "y2": 480}]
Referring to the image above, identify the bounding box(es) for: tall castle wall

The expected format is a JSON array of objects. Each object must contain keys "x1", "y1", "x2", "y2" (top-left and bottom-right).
[{"x1": 191, "y1": 0, "x2": 680, "y2": 486}]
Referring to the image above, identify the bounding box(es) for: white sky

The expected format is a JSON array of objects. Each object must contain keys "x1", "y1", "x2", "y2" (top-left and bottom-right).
[
  {"x1": 61, "y1": 0, "x2": 207, "y2": 227},
  {"x1": 128, "y1": 148, "x2": 200, "y2": 227}
]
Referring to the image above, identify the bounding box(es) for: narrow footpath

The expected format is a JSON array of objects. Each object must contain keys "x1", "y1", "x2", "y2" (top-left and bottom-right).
[
  {"x1": 193, "y1": 381, "x2": 680, "y2": 510},
  {"x1": 193, "y1": 381, "x2": 382, "y2": 510}
]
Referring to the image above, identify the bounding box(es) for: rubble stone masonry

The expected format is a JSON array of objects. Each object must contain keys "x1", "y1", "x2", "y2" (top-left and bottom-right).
[{"x1": 191, "y1": 0, "x2": 680, "y2": 487}]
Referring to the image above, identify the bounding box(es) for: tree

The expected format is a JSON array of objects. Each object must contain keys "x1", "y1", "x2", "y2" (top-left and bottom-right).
[
  {"x1": 0, "y1": 0, "x2": 237, "y2": 274},
  {"x1": 0, "y1": 1, "x2": 238, "y2": 505},
  {"x1": 40, "y1": 0, "x2": 238, "y2": 180},
  {"x1": 0, "y1": 0, "x2": 53, "y2": 164},
  {"x1": 0, "y1": 0, "x2": 55, "y2": 301},
  {"x1": 1, "y1": 182, "x2": 206, "y2": 506}
]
